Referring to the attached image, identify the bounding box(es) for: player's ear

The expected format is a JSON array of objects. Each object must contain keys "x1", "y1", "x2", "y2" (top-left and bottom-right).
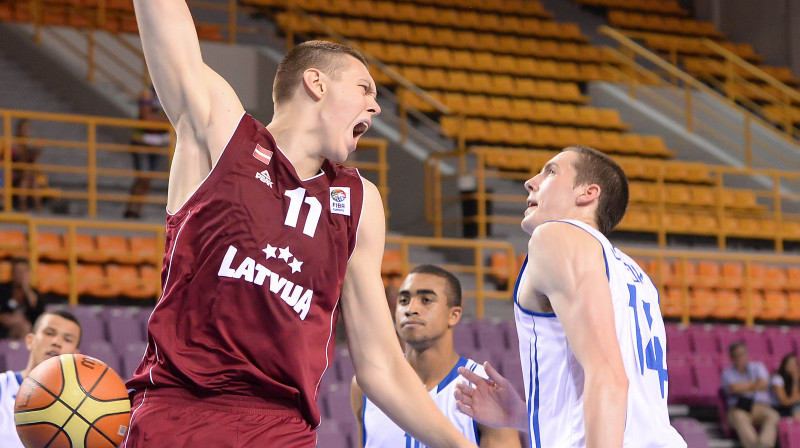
[
  {"x1": 24, "y1": 332, "x2": 34, "y2": 351},
  {"x1": 302, "y1": 68, "x2": 325, "y2": 101},
  {"x1": 576, "y1": 183, "x2": 600, "y2": 206},
  {"x1": 448, "y1": 306, "x2": 462, "y2": 327}
]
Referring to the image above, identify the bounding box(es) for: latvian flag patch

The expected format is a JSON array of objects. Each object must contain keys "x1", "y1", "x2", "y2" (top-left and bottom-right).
[{"x1": 253, "y1": 144, "x2": 273, "y2": 165}]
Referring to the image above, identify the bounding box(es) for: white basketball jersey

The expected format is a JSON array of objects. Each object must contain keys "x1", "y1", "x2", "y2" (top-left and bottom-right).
[
  {"x1": 362, "y1": 357, "x2": 482, "y2": 447},
  {"x1": 0, "y1": 371, "x2": 25, "y2": 448},
  {"x1": 514, "y1": 220, "x2": 686, "y2": 448}
]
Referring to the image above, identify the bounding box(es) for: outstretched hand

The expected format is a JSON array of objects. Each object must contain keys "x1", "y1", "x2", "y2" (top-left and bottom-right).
[{"x1": 454, "y1": 361, "x2": 528, "y2": 433}]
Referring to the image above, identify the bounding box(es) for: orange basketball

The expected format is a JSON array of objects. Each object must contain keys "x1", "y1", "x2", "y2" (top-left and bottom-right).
[{"x1": 14, "y1": 354, "x2": 131, "y2": 448}]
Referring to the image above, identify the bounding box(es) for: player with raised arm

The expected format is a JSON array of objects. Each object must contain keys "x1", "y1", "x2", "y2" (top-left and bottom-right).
[
  {"x1": 351, "y1": 265, "x2": 521, "y2": 447},
  {"x1": 125, "y1": 2, "x2": 477, "y2": 447},
  {"x1": 454, "y1": 146, "x2": 686, "y2": 447}
]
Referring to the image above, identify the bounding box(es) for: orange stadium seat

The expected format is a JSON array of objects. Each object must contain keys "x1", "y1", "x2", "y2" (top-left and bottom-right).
[
  {"x1": 0, "y1": 229, "x2": 27, "y2": 258},
  {"x1": 788, "y1": 267, "x2": 800, "y2": 292},
  {"x1": 661, "y1": 286, "x2": 683, "y2": 318},
  {"x1": 695, "y1": 261, "x2": 721, "y2": 288},
  {"x1": 737, "y1": 291, "x2": 764, "y2": 321},
  {"x1": 721, "y1": 262, "x2": 745, "y2": 290},
  {"x1": 139, "y1": 265, "x2": 161, "y2": 298},
  {"x1": 95, "y1": 235, "x2": 134, "y2": 264},
  {"x1": 129, "y1": 236, "x2": 159, "y2": 265},
  {"x1": 763, "y1": 266, "x2": 788, "y2": 291},
  {"x1": 75, "y1": 264, "x2": 112, "y2": 297},
  {"x1": 0, "y1": 260, "x2": 11, "y2": 283},
  {"x1": 713, "y1": 289, "x2": 740, "y2": 320},
  {"x1": 762, "y1": 291, "x2": 789, "y2": 321},
  {"x1": 689, "y1": 287, "x2": 715, "y2": 319},
  {"x1": 787, "y1": 292, "x2": 800, "y2": 321},
  {"x1": 36, "y1": 263, "x2": 69, "y2": 296},
  {"x1": 36, "y1": 232, "x2": 67, "y2": 262}
]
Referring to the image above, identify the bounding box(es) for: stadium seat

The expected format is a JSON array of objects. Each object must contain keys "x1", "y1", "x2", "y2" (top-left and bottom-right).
[
  {"x1": 36, "y1": 232, "x2": 68, "y2": 262},
  {"x1": 471, "y1": 319, "x2": 508, "y2": 351},
  {"x1": 691, "y1": 363, "x2": 721, "y2": 406},
  {"x1": 0, "y1": 229, "x2": 27, "y2": 258},
  {"x1": 129, "y1": 236, "x2": 159, "y2": 265},
  {"x1": 667, "y1": 359, "x2": 693, "y2": 405},
  {"x1": 36, "y1": 263, "x2": 70, "y2": 296},
  {"x1": 712, "y1": 289, "x2": 740, "y2": 320},
  {"x1": 689, "y1": 325, "x2": 719, "y2": 355},
  {"x1": 762, "y1": 291, "x2": 789, "y2": 321}
]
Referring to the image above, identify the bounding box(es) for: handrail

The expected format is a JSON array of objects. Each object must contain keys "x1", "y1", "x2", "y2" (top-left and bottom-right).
[
  {"x1": 600, "y1": 25, "x2": 800, "y2": 168},
  {"x1": 0, "y1": 109, "x2": 390, "y2": 218},
  {"x1": 385, "y1": 235, "x2": 517, "y2": 318},
  {"x1": 701, "y1": 39, "x2": 800, "y2": 104},
  {"x1": 426, "y1": 148, "x2": 800, "y2": 250},
  {"x1": 0, "y1": 214, "x2": 165, "y2": 305}
]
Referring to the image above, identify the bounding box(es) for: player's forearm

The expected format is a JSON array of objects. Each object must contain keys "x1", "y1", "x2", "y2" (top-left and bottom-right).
[
  {"x1": 584, "y1": 371, "x2": 628, "y2": 448},
  {"x1": 357, "y1": 360, "x2": 476, "y2": 448},
  {"x1": 132, "y1": 0, "x2": 204, "y2": 122}
]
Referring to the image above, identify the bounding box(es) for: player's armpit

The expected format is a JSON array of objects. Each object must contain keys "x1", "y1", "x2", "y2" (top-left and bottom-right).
[
  {"x1": 132, "y1": 0, "x2": 243, "y2": 162},
  {"x1": 526, "y1": 222, "x2": 628, "y2": 448}
]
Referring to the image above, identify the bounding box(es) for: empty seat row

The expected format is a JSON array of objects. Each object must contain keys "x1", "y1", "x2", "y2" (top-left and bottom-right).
[
  {"x1": 398, "y1": 90, "x2": 628, "y2": 130},
  {"x1": 440, "y1": 117, "x2": 674, "y2": 157},
  {"x1": 662, "y1": 287, "x2": 800, "y2": 321},
  {"x1": 618, "y1": 209, "x2": 800, "y2": 241},
  {"x1": 575, "y1": 0, "x2": 687, "y2": 16},
  {"x1": 356, "y1": 40, "x2": 615, "y2": 71},
  {"x1": 634, "y1": 33, "x2": 762, "y2": 63},
  {"x1": 479, "y1": 148, "x2": 713, "y2": 184},
  {"x1": 33, "y1": 263, "x2": 160, "y2": 299},
  {"x1": 683, "y1": 57, "x2": 800, "y2": 87},
  {"x1": 638, "y1": 259, "x2": 800, "y2": 291},
  {"x1": 0, "y1": 230, "x2": 160, "y2": 264},
  {"x1": 608, "y1": 10, "x2": 723, "y2": 38},
  {"x1": 375, "y1": 67, "x2": 589, "y2": 102},
  {"x1": 0, "y1": 2, "x2": 223, "y2": 40},
  {"x1": 258, "y1": 0, "x2": 587, "y2": 40},
  {"x1": 629, "y1": 183, "x2": 763, "y2": 212},
  {"x1": 276, "y1": 14, "x2": 591, "y2": 58},
  {"x1": 250, "y1": 0, "x2": 552, "y2": 18}
]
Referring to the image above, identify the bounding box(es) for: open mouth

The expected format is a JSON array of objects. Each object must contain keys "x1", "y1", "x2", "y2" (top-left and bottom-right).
[
  {"x1": 352, "y1": 121, "x2": 369, "y2": 139},
  {"x1": 45, "y1": 350, "x2": 59, "y2": 358}
]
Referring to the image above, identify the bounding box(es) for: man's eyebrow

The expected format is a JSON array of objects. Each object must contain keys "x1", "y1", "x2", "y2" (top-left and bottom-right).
[{"x1": 541, "y1": 161, "x2": 557, "y2": 173}]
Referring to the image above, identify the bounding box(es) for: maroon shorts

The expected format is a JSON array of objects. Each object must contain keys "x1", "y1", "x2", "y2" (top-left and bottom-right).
[{"x1": 123, "y1": 389, "x2": 316, "y2": 448}]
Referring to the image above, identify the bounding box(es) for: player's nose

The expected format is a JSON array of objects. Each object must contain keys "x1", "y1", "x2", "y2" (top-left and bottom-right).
[{"x1": 368, "y1": 97, "x2": 381, "y2": 116}]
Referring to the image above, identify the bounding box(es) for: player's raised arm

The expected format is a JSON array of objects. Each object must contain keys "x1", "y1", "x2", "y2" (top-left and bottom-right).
[
  {"x1": 132, "y1": 0, "x2": 244, "y2": 209},
  {"x1": 339, "y1": 180, "x2": 475, "y2": 448},
  {"x1": 526, "y1": 222, "x2": 629, "y2": 448}
]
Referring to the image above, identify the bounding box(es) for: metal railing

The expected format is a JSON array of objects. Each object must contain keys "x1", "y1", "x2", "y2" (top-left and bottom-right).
[
  {"x1": 601, "y1": 26, "x2": 800, "y2": 169},
  {"x1": 0, "y1": 213, "x2": 165, "y2": 305},
  {"x1": 385, "y1": 235, "x2": 517, "y2": 318},
  {"x1": 0, "y1": 109, "x2": 390, "y2": 218},
  {"x1": 426, "y1": 148, "x2": 800, "y2": 251}
]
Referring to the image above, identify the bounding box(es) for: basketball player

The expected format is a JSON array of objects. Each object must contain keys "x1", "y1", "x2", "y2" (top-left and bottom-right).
[
  {"x1": 0, "y1": 310, "x2": 82, "y2": 447},
  {"x1": 125, "y1": 2, "x2": 477, "y2": 447},
  {"x1": 351, "y1": 265, "x2": 521, "y2": 447},
  {"x1": 454, "y1": 146, "x2": 686, "y2": 447}
]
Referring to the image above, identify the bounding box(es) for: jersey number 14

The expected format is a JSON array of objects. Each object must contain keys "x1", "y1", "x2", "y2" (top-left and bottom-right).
[{"x1": 628, "y1": 283, "x2": 668, "y2": 398}]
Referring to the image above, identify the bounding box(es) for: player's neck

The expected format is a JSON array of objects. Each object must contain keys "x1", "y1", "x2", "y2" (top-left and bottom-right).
[
  {"x1": 405, "y1": 341, "x2": 460, "y2": 391},
  {"x1": 267, "y1": 114, "x2": 325, "y2": 180}
]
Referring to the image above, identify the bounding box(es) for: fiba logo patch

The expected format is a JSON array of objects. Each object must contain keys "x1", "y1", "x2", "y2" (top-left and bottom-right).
[{"x1": 330, "y1": 187, "x2": 351, "y2": 216}]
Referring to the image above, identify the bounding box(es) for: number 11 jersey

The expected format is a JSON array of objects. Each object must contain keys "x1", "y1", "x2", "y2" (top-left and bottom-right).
[{"x1": 126, "y1": 113, "x2": 365, "y2": 428}]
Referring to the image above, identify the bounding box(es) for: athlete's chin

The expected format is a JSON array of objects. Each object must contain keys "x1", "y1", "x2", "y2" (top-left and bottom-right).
[{"x1": 521, "y1": 215, "x2": 538, "y2": 235}]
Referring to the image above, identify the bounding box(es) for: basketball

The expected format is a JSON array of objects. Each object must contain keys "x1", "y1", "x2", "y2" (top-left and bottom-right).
[{"x1": 13, "y1": 354, "x2": 132, "y2": 448}]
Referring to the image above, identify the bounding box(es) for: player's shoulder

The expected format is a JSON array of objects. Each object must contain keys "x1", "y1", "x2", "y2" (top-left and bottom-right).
[{"x1": 528, "y1": 220, "x2": 600, "y2": 254}]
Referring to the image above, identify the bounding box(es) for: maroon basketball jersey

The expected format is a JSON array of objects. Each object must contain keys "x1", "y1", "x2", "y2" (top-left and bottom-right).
[{"x1": 126, "y1": 114, "x2": 364, "y2": 427}]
